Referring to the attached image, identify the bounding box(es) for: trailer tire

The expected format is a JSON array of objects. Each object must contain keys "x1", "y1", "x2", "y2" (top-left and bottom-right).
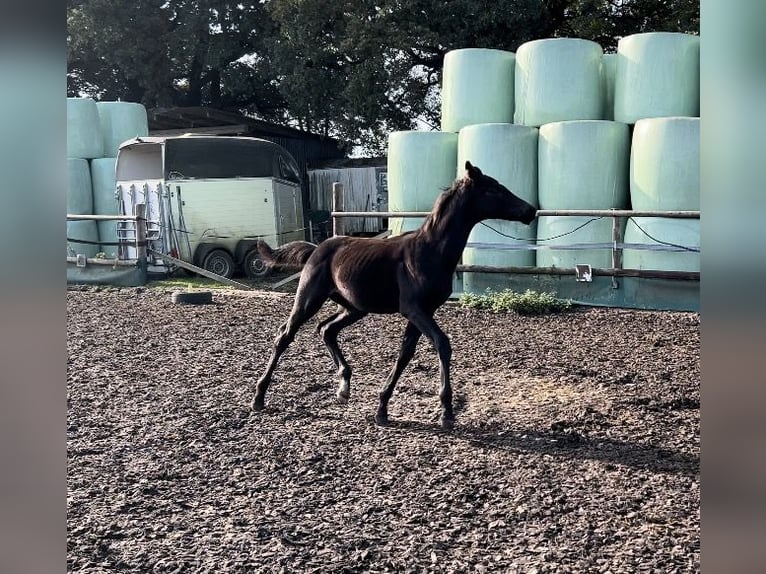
[
  {"x1": 171, "y1": 291, "x2": 213, "y2": 305},
  {"x1": 202, "y1": 249, "x2": 235, "y2": 279},
  {"x1": 243, "y1": 249, "x2": 270, "y2": 278}
]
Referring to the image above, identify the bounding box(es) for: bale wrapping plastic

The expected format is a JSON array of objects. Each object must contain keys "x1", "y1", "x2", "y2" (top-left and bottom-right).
[
  {"x1": 91, "y1": 158, "x2": 119, "y2": 253},
  {"x1": 601, "y1": 53, "x2": 617, "y2": 120},
  {"x1": 514, "y1": 38, "x2": 604, "y2": 127},
  {"x1": 67, "y1": 158, "x2": 93, "y2": 215},
  {"x1": 67, "y1": 220, "x2": 100, "y2": 259},
  {"x1": 536, "y1": 216, "x2": 621, "y2": 269},
  {"x1": 538, "y1": 120, "x2": 629, "y2": 210},
  {"x1": 457, "y1": 124, "x2": 538, "y2": 290},
  {"x1": 614, "y1": 32, "x2": 700, "y2": 124},
  {"x1": 630, "y1": 117, "x2": 700, "y2": 211},
  {"x1": 440, "y1": 49, "x2": 515, "y2": 132},
  {"x1": 387, "y1": 131, "x2": 459, "y2": 235},
  {"x1": 96, "y1": 101, "x2": 149, "y2": 157},
  {"x1": 622, "y1": 217, "x2": 699, "y2": 272},
  {"x1": 67, "y1": 98, "x2": 103, "y2": 159}
]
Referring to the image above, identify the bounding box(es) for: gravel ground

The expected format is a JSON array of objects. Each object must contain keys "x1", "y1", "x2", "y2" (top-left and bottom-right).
[{"x1": 67, "y1": 284, "x2": 699, "y2": 573}]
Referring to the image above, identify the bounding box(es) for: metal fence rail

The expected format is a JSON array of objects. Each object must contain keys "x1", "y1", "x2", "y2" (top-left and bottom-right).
[
  {"x1": 328, "y1": 196, "x2": 700, "y2": 283},
  {"x1": 66, "y1": 207, "x2": 147, "y2": 264}
]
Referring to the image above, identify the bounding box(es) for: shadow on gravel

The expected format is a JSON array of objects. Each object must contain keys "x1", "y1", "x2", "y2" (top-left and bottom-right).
[{"x1": 380, "y1": 418, "x2": 699, "y2": 477}]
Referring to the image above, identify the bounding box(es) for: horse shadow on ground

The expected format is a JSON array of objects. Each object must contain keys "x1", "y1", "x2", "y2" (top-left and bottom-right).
[
  {"x1": 243, "y1": 399, "x2": 698, "y2": 478},
  {"x1": 378, "y1": 416, "x2": 698, "y2": 477}
]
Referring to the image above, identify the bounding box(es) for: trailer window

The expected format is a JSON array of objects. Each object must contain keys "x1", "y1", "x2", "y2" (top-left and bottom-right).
[
  {"x1": 116, "y1": 144, "x2": 163, "y2": 181},
  {"x1": 279, "y1": 156, "x2": 301, "y2": 183}
]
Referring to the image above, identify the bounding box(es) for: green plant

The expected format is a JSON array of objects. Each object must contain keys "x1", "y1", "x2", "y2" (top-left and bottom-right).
[
  {"x1": 459, "y1": 288, "x2": 572, "y2": 315},
  {"x1": 149, "y1": 277, "x2": 231, "y2": 290}
]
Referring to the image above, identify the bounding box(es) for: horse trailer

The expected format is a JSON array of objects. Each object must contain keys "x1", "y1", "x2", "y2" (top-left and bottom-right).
[{"x1": 115, "y1": 135, "x2": 305, "y2": 278}]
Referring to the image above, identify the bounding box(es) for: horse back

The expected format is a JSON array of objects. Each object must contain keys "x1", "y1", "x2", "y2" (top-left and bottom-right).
[{"x1": 304, "y1": 235, "x2": 453, "y2": 315}]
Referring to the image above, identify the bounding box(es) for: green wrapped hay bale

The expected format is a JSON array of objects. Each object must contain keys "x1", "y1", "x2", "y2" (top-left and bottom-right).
[
  {"x1": 536, "y1": 216, "x2": 622, "y2": 269},
  {"x1": 67, "y1": 158, "x2": 93, "y2": 215},
  {"x1": 457, "y1": 124, "x2": 538, "y2": 291},
  {"x1": 96, "y1": 101, "x2": 149, "y2": 157},
  {"x1": 388, "y1": 217, "x2": 424, "y2": 237},
  {"x1": 514, "y1": 38, "x2": 604, "y2": 127},
  {"x1": 91, "y1": 158, "x2": 119, "y2": 254},
  {"x1": 67, "y1": 98, "x2": 103, "y2": 159},
  {"x1": 387, "y1": 131, "x2": 458, "y2": 235},
  {"x1": 601, "y1": 53, "x2": 617, "y2": 121},
  {"x1": 623, "y1": 217, "x2": 699, "y2": 272},
  {"x1": 463, "y1": 217, "x2": 539, "y2": 269},
  {"x1": 441, "y1": 48, "x2": 515, "y2": 132},
  {"x1": 538, "y1": 120, "x2": 629, "y2": 210},
  {"x1": 614, "y1": 32, "x2": 700, "y2": 124},
  {"x1": 67, "y1": 220, "x2": 100, "y2": 259},
  {"x1": 630, "y1": 117, "x2": 699, "y2": 211}
]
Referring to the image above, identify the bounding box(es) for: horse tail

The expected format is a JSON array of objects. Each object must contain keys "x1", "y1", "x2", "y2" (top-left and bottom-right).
[
  {"x1": 256, "y1": 239, "x2": 317, "y2": 271},
  {"x1": 255, "y1": 239, "x2": 277, "y2": 263}
]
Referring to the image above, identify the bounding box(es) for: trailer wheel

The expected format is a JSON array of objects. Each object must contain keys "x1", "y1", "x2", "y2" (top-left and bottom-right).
[
  {"x1": 243, "y1": 249, "x2": 270, "y2": 278},
  {"x1": 202, "y1": 249, "x2": 235, "y2": 279},
  {"x1": 171, "y1": 291, "x2": 213, "y2": 305}
]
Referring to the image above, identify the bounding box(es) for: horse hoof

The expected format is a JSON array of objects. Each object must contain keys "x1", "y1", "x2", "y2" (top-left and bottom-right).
[
  {"x1": 440, "y1": 416, "x2": 455, "y2": 431},
  {"x1": 251, "y1": 397, "x2": 265, "y2": 411},
  {"x1": 335, "y1": 392, "x2": 349, "y2": 405},
  {"x1": 374, "y1": 412, "x2": 389, "y2": 426}
]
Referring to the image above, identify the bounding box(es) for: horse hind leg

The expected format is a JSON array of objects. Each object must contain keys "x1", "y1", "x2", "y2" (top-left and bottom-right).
[
  {"x1": 252, "y1": 282, "x2": 329, "y2": 411},
  {"x1": 318, "y1": 307, "x2": 367, "y2": 403}
]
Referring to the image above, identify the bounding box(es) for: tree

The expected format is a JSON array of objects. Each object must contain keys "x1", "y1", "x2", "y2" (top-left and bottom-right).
[
  {"x1": 68, "y1": 0, "x2": 699, "y2": 154},
  {"x1": 552, "y1": 0, "x2": 700, "y2": 52},
  {"x1": 67, "y1": 1, "x2": 285, "y2": 117}
]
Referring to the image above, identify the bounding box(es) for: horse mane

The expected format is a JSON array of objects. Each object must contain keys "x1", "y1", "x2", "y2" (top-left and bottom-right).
[{"x1": 419, "y1": 177, "x2": 466, "y2": 235}]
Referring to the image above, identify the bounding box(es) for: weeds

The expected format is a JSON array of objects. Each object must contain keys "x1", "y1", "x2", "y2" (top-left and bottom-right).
[{"x1": 459, "y1": 288, "x2": 572, "y2": 315}]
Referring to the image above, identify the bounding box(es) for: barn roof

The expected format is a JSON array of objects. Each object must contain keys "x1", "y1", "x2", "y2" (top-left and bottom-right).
[{"x1": 147, "y1": 106, "x2": 344, "y2": 147}]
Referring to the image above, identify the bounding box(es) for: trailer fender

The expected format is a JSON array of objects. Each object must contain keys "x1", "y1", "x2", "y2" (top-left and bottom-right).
[
  {"x1": 234, "y1": 239, "x2": 263, "y2": 265},
  {"x1": 193, "y1": 243, "x2": 224, "y2": 267}
]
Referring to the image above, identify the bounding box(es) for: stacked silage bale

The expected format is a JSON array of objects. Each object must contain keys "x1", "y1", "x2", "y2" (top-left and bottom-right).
[
  {"x1": 512, "y1": 38, "x2": 629, "y2": 271},
  {"x1": 66, "y1": 98, "x2": 148, "y2": 258},
  {"x1": 93, "y1": 101, "x2": 149, "y2": 255},
  {"x1": 388, "y1": 48, "x2": 515, "y2": 239},
  {"x1": 615, "y1": 33, "x2": 701, "y2": 272},
  {"x1": 457, "y1": 123, "x2": 538, "y2": 292},
  {"x1": 387, "y1": 131, "x2": 459, "y2": 236},
  {"x1": 67, "y1": 98, "x2": 102, "y2": 258},
  {"x1": 536, "y1": 120, "x2": 630, "y2": 269},
  {"x1": 384, "y1": 31, "x2": 699, "y2": 292},
  {"x1": 624, "y1": 116, "x2": 700, "y2": 272},
  {"x1": 440, "y1": 48, "x2": 537, "y2": 292}
]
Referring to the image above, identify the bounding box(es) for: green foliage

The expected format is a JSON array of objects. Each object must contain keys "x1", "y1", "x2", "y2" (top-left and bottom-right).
[
  {"x1": 67, "y1": 1, "x2": 283, "y2": 114},
  {"x1": 67, "y1": 0, "x2": 700, "y2": 153},
  {"x1": 149, "y1": 276, "x2": 230, "y2": 290},
  {"x1": 459, "y1": 288, "x2": 572, "y2": 315}
]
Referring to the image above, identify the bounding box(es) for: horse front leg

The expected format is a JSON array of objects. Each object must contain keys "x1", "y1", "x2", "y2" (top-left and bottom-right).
[
  {"x1": 375, "y1": 322, "x2": 421, "y2": 426},
  {"x1": 403, "y1": 310, "x2": 454, "y2": 430}
]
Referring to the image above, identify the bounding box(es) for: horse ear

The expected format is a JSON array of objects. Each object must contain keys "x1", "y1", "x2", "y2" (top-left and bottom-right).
[{"x1": 464, "y1": 161, "x2": 482, "y2": 180}]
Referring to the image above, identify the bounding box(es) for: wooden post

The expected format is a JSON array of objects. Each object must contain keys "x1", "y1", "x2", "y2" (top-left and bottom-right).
[
  {"x1": 611, "y1": 213, "x2": 621, "y2": 289},
  {"x1": 332, "y1": 182, "x2": 345, "y2": 237},
  {"x1": 135, "y1": 203, "x2": 147, "y2": 264}
]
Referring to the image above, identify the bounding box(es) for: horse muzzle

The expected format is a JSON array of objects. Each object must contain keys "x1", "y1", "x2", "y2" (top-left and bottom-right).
[{"x1": 522, "y1": 207, "x2": 537, "y2": 225}]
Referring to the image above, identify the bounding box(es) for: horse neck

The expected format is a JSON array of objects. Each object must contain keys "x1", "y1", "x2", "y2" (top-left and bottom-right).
[{"x1": 417, "y1": 198, "x2": 476, "y2": 269}]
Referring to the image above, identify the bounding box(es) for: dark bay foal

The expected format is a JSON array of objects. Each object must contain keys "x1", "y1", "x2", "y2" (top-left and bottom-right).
[{"x1": 252, "y1": 161, "x2": 537, "y2": 429}]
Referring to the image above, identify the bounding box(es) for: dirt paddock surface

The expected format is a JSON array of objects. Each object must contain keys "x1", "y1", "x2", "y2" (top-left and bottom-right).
[{"x1": 67, "y1": 285, "x2": 700, "y2": 573}]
